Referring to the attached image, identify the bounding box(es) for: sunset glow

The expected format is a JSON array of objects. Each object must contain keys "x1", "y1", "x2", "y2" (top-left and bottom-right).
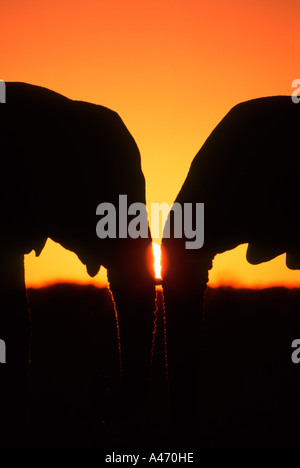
[
  {"x1": 2, "y1": 0, "x2": 300, "y2": 288},
  {"x1": 152, "y1": 242, "x2": 162, "y2": 280}
]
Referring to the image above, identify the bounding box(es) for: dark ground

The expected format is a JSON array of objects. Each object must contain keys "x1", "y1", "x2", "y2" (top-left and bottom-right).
[{"x1": 24, "y1": 284, "x2": 300, "y2": 448}]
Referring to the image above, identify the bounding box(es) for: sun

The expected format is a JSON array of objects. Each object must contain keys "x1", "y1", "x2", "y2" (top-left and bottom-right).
[{"x1": 152, "y1": 242, "x2": 162, "y2": 279}]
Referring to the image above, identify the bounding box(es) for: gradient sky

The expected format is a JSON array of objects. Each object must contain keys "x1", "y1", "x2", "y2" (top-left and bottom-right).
[{"x1": 2, "y1": 0, "x2": 300, "y2": 288}]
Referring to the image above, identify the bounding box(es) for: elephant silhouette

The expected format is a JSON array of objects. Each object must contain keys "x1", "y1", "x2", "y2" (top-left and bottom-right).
[
  {"x1": 0, "y1": 82, "x2": 156, "y2": 447},
  {"x1": 162, "y1": 96, "x2": 300, "y2": 446}
]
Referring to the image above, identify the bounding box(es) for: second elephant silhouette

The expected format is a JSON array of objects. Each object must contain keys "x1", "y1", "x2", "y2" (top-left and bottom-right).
[{"x1": 162, "y1": 95, "x2": 300, "y2": 445}]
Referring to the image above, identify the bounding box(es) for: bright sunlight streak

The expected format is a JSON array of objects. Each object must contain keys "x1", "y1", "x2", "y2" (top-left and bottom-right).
[{"x1": 152, "y1": 242, "x2": 162, "y2": 279}]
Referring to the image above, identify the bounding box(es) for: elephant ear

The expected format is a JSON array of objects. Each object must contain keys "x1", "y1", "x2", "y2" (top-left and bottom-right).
[
  {"x1": 286, "y1": 250, "x2": 300, "y2": 270},
  {"x1": 22, "y1": 235, "x2": 47, "y2": 257},
  {"x1": 33, "y1": 236, "x2": 47, "y2": 257},
  {"x1": 246, "y1": 241, "x2": 285, "y2": 265}
]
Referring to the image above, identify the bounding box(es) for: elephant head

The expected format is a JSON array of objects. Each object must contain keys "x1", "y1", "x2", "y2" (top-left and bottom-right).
[
  {"x1": 0, "y1": 82, "x2": 156, "y2": 446},
  {"x1": 161, "y1": 96, "x2": 300, "y2": 445}
]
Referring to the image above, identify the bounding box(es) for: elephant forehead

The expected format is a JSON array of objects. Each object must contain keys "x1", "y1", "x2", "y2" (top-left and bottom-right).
[
  {"x1": 176, "y1": 96, "x2": 300, "y2": 206},
  {"x1": 2, "y1": 82, "x2": 146, "y2": 201}
]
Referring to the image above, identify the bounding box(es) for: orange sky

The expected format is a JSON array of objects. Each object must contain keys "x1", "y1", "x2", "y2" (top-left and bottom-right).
[{"x1": 2, "y1": 0, "x2": 300, "y2": 288}]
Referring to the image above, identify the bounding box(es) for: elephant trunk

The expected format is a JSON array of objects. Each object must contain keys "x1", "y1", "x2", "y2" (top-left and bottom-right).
[
  {"x1": 108, "y1": 266, "x2": 156, "y2": 384},
  {"x1": 106, "y1": 238, "x2": 156, "y2": 406},
  {"x1": 162, "y1": 238, "x2": 213, "y2": 446},
  {"x1": 105, "y1": 239, "x2": 157, "y2": 446}
]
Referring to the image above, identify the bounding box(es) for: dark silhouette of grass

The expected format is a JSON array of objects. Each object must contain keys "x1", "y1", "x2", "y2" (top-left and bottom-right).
[{"x1": 25, "y1": 283, "x2": 300, "y2": 448}]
